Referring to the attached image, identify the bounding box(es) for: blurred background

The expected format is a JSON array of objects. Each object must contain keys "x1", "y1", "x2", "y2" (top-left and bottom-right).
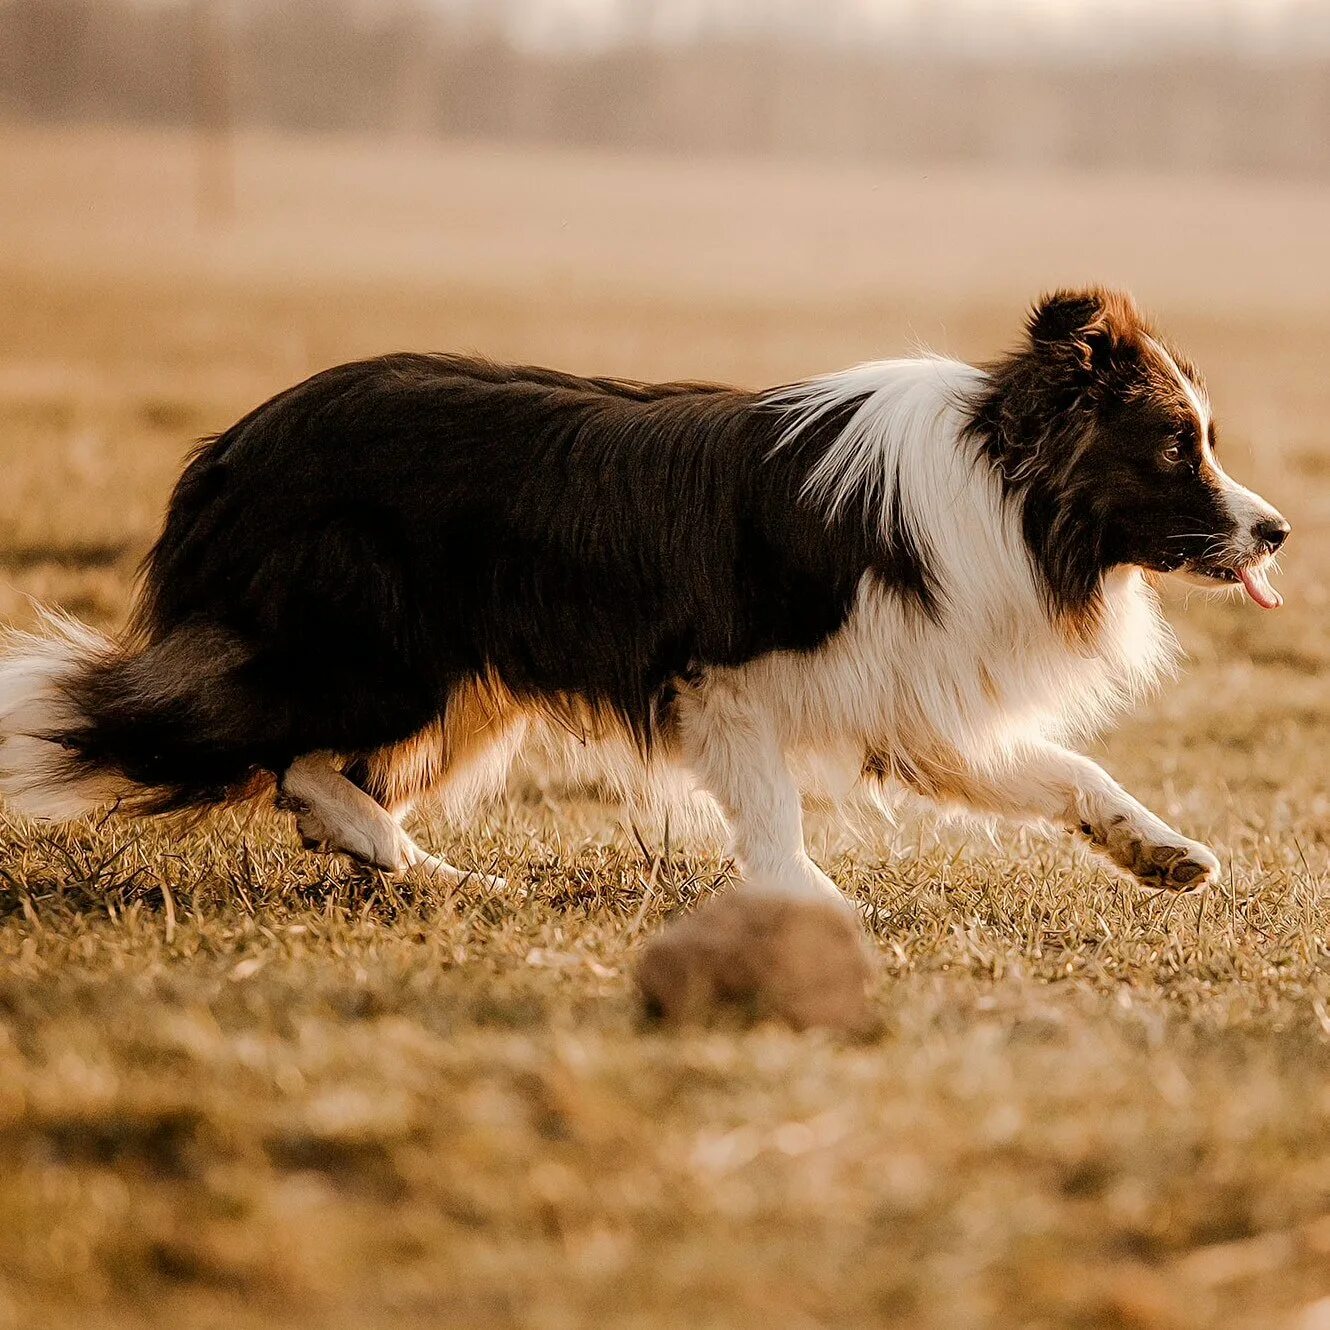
[
  {"x1": 6, "y1": 1, "x2": 1330, "y2": 307},
  {"x1": 0, "y1": 0, "x2": 1328, "y2": 608},
  {"x1": 5, "y1": 0, "x2": 1330, "y2": 173},
  {"x1": 4, "y1": 1, "x2": 1330, "y2": 331}
]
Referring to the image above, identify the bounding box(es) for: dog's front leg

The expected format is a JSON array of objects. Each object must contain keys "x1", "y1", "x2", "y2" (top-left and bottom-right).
[
  {"x1": 949, "y1": 740, "x2": 1220, "y2": 892},
  {"x1": 678, "y1": 678, "x2": 837, "y2": 901},
  {"x1": 636, "y1": 681, "x2": 874, "y2": 1030}
]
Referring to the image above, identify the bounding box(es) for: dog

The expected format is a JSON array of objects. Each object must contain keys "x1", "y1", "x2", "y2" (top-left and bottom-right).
[{"x1": 0, "y1": 288, "x2": 1288, "y2": 1023}]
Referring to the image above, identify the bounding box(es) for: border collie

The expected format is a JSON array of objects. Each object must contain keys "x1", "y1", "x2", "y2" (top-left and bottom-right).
[{"x1": 0, "y1": 289, "x2": 1288, "y2": 1019}]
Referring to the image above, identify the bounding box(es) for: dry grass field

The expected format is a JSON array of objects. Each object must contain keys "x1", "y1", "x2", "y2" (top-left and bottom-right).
[{"x1": 2, "y1": 126, "x2": 1330, "y2": 1330}]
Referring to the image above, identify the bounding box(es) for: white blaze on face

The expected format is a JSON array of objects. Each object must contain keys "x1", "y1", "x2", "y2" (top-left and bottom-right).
[
  {"x1": 1144, "y1": 334, "x2": 1211, "y2": 451},
  {"x1": 1144, "y1": 335, "x2": 1286, "y2": 609}
]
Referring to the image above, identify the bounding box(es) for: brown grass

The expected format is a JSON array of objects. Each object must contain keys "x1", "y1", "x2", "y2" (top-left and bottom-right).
[{"x1": 2, "y1": 127, "x2": 1330, "y2": 1330}]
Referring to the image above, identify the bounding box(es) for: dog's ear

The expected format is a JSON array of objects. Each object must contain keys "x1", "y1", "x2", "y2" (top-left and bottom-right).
[{"x1": 1027, "y1": 287, "x2": 1140, "y2": 380}]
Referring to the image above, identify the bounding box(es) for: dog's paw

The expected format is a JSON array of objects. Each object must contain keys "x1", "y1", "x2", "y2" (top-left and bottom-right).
[
  {"x1": 1130, "y1": 838, "x2": 1220, "y2": 892},
  {"x1": 1081, "y1": 818, "x2": 1219, "y2": 893},
  {"x1": 277, "y1": 792, "x2": 406, "y2": 872},
  {"x1": 636, "y1": 891, "x2": 875, "y2": 1032}
]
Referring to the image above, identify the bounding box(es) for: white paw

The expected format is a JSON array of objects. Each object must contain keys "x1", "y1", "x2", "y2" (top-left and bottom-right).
[
  {"x1": 1081, "y1": 817, "x2": 1219, "y2": 892},
  {"x1": 284, "y1": 800, "x2": 406, "y2": 872},
  {"x1": 1131, "y1": 838, "x2": 1220, "y2": 893}
]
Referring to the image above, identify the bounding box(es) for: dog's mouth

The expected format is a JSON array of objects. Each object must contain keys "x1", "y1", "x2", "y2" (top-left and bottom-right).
[{"x1": 1174, "y1": 557, "x2": 1284, "y2": 609}]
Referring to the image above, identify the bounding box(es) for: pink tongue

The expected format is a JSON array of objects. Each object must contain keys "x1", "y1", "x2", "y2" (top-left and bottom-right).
[{"x1": 1238, "y1": 565, "x2": 1283, "y2": 609}]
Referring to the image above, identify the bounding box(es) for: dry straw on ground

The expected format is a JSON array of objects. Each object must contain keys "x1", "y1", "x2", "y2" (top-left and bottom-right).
[{"x1": 1, "y1": 127, "x2": 1329, "y2": 1330}]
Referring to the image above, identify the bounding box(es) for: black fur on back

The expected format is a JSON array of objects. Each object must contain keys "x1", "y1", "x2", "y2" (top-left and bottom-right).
[{"x1": 68, "y1": 352, "x2": 938, "y2": 809}]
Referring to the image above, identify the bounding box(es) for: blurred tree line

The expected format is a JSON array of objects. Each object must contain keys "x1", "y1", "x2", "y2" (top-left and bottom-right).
[{"x1": 1, "y1": 0, "x2": 1328, "y2": 177}]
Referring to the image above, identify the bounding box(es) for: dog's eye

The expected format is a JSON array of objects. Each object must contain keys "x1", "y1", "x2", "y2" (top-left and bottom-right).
[{"x1": 1160, "y1": 442, "x2": 1184, "y2": 466}]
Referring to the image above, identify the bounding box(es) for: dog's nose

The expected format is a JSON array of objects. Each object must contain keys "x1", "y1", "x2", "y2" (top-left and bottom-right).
[{"x1": 1253, "y1": 516, "x2": 1290, "y2": 552}]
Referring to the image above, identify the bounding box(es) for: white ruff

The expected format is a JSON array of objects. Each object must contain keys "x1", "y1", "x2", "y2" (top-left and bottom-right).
[
  {"x1": 749, "y1": 357, "x2": 1179, "y2": 792},
  {"x1": 563, "y1": 357, "x2": 1180, "y2": 856}
]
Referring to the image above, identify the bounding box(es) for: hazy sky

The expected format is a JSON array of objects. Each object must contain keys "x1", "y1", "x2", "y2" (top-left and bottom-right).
[
  {"x1": 127, "y1": 0, "x2": 1329, "y2": 58},
  {"x1": 429, "y1": 0, "x2": 1330, "y2": 56}
]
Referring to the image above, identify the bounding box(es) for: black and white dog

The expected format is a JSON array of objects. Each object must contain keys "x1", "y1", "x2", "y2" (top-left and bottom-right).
[{"x1": 0, "y1": 289, "x2": 1288, "y2": 1000}]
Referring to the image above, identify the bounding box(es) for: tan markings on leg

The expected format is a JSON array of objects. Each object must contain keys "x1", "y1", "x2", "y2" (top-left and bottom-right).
[
  {"x1": 868, "y1": 732, "x2": 1219, "y2": 894},
  {"x1": 280, "y1": 753, "x2": 507, "y2": 887},
  {"x1": 356, "y1": 675, "x2": 524, "y2": 816},
  {"x1": 868, "y1": 737, "x2": 1219, "y2": 892},
  {"x1": 355, "y1": 718, "x2": 446, "y2": 816},
  {"x1": 864, "y1": 736, "x2": 994, "y2": 807},
  {"x1": 344, "y1": 677, "x2": 534, "y2": 889},
  {"x1": 525, "y1": 690, "x2": 644, "y2": 751}
]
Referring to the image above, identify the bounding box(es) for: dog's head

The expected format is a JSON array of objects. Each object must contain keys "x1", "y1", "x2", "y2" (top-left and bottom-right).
[{"x1": 975, "y1": 287, "x2": 1288, "y2": 614}]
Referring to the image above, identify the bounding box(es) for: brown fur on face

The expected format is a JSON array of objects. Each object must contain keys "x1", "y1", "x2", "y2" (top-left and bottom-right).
[{"x1": 963, "y1": 286, "x2": 1248, "y2": 634}]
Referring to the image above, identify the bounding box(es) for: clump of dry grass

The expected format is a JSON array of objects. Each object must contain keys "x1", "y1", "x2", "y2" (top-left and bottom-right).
[{"x1": 2, "y1": 128, "x2": 1330, "y2": 1329}]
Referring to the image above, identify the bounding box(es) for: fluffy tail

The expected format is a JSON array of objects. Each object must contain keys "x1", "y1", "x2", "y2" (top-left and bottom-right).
[
  {"x1": 0, "y1": 610, "x2": 133, "y2": 818},
  {"x1": 0, "y1": 608, "x2": 262, "y2": 820}
]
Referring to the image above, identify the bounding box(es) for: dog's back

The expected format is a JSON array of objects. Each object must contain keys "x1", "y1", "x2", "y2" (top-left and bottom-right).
[{"x1": 0, "y1": 353, "x2": 871, "y2": 820}]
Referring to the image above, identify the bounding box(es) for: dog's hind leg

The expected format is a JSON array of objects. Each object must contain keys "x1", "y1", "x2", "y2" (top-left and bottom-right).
[
  {"x1": 336, "y1": 678, "x2": 528, "y2": 887},
  {"x1": 279, "y1": 753, "x2": 505, "y2": 888}
]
